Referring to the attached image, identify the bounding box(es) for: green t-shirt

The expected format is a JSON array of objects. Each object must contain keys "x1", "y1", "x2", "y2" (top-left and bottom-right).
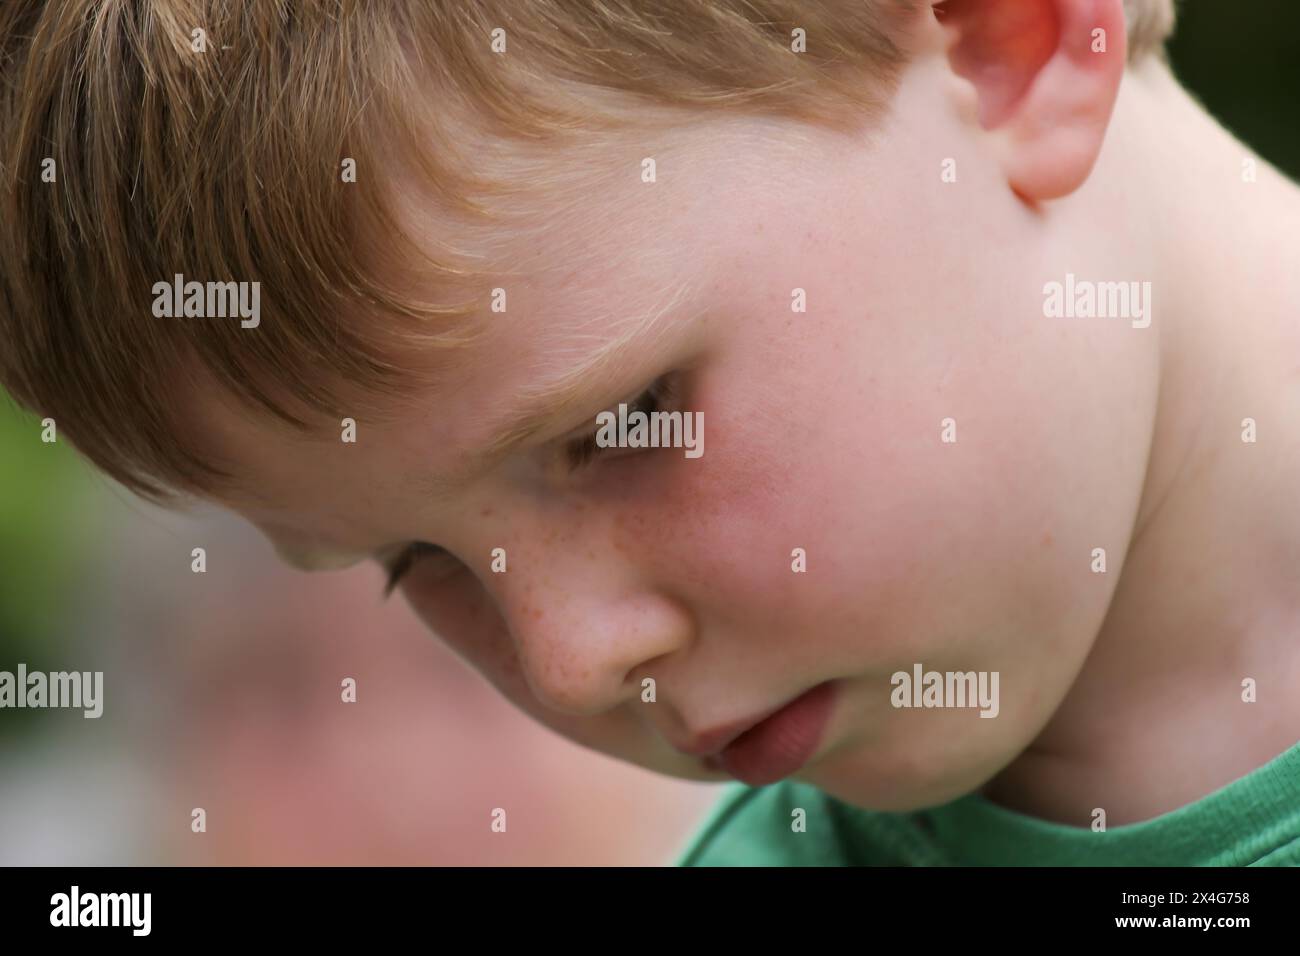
[{"x1": 676, "y1": 741, "x2": 1300, "y2": 866}]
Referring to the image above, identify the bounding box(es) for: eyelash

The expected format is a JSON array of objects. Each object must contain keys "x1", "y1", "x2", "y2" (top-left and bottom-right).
[
  {"x1": 383, "y1": 541, "x2": 450, "y2": 598},
  {"x1": 383, "y1": 374, "x2": 680, "y2": 597}
]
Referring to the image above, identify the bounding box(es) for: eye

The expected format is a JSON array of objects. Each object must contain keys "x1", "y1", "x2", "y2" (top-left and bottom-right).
[
  {"x1": 382, "y1": 541, "x2": 453, "y2": 598},
  {"x1": 564, "y1": 374, "x2": 677, "y2": 471}
]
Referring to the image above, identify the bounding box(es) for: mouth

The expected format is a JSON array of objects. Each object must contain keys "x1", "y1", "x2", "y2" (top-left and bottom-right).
[{"x1": 688, "y1": 681, "x2": 838, "y2": 786}]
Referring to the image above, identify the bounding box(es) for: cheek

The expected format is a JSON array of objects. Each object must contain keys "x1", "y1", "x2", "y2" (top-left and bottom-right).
[
  {"x1": 607, "y1": 372, "x2": 865, "y2": 658},
  {"x1": 601, "y1": 319, "x2": 1128, "y2": 694}
]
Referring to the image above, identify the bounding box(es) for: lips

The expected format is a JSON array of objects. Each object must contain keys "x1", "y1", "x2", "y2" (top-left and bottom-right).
[
  {"x1": 687, "y1": 681, "x2": 837, "y2": 786},
  {"x1": 674, "y1": 704, "x2": 789, "y2": 758}
]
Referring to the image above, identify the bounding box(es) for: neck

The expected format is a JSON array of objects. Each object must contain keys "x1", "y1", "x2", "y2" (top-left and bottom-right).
[{"x1": 985, "y1": 59, "x2": 1300, "y2": 825}]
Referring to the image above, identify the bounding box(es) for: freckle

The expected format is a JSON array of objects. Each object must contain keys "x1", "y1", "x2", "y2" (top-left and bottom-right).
[
  {"x1": 1041, "y1": 531, "x2": 1054, "y2": 547},
  {"x1": 481, "y1": 507, "x2": 494, "y2": 517}
]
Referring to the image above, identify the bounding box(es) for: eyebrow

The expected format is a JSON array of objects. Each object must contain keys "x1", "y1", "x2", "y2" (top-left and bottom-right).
[{"x1": 414, "y1": 280, "x2": 703, "y2": 497}]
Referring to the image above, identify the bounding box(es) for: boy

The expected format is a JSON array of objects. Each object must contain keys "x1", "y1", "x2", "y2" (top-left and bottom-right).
[{"x1": 2, "y1": 0, "x2": 1297, "y2": 866}]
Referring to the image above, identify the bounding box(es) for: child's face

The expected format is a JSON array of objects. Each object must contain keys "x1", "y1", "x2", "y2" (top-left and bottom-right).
[{"x1": 197, "y1": 55, "x2": 1156, "y2": 810}]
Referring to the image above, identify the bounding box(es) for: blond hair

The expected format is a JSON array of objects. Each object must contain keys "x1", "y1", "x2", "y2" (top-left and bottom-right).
[{"x1": 0, "y1": 0, "x2": 1175, "y2": 504}]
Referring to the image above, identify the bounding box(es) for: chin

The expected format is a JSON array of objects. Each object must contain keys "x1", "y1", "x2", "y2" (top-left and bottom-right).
[{"x1": 797, "y1": 743, "x2": 1004, "y2": 813}]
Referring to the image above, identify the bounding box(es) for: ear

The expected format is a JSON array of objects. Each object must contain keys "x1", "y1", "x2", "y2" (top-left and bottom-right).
[{"x1": 935, "y1": 0, "x2": 1127, "y2": 201}]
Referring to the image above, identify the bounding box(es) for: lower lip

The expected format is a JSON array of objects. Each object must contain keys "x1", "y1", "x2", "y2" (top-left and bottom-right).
[{"x1": 706, "y1": 682, "x2": 836, "y2": 785}]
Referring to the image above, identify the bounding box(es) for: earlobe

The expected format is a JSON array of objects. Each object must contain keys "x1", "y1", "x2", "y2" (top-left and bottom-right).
[{"x1": 935, "y1": 0, "x2": 1127, "y2": 201}]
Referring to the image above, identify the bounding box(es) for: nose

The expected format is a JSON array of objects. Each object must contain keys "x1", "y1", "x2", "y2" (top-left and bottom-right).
[{"x1": 495, "y1": 558, "x2": 694, "y2": 718}]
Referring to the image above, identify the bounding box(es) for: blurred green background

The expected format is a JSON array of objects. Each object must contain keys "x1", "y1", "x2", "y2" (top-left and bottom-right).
[
  {"x1": 0, "y1": 399, "x2": 98, "y2": 740},
  {"x1": 1166, "y1": 0, "x2": 1300, "y2": 182}
]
